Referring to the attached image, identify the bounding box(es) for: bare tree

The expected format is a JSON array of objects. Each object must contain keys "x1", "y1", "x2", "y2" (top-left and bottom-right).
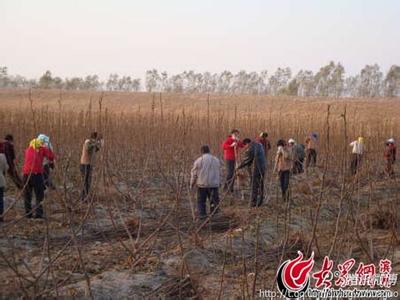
[{"x1": 383, "y1": 65, "x2": 400, "y2": 97}]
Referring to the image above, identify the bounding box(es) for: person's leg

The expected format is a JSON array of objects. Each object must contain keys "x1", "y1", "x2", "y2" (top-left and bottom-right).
[
  {"x1": 350, "y1": 154, "x2": 357, "y2": 175},
  {"x1": 210, "y1": 187, "x2": 220, "y2": 215},
  {"x1": 81, "y1": 164, "x2": 91, "y2": 200},
  {"x1": 86, "y1": 165, "x2": 92, "y2": 196},
  {"x1": 299, "y1": 158, "x2": 304, "y2": 173},
  {"x1": 257, "y1": 171, "x2": 265, "y2": 207},
  {"x1": 80, "y1": 165, "x2": 86, "y2": 199},
  {"x1": 313, "y1": 150, "x2": 317, "y2": 167},
  {"x1": 197, "y1": 187, "x2": 208, "y2": 219},
  {"x1": 33, "y1": 174, "x2": 45, "y2": 218},
  {"x1": 43, "y1": 164, "x2": 50, "y2": 188},
  {"x1": 391, "y1": 161, "x2": 395, "y2": 177},
  {"x1": 279, "y1": 171, "x2": 285, "y2": 199},
  {"x1": 225, "y1": 160, "x2": 235, "y2": 193},
  {"x1": 284, "y1": 171, "x2": 290, "y2": 201},
  {"x1": 293, "y1": 161, "x2": 300, "y2": 174},
  {"x1": 250, "y1": 171, "x2": 259, "y2": 207},
  {"x1": 305, "y1": 150, "x2": 311, "y2": 169},
  {"x1": 385, "y1": 160, "x2": 390, "y2": 176},
  {"x1": 23, "y1": 175, "x2": 33, "y2": 217},
  {"x1": 0, "y1": 187, "x2": 4, "y2": 221}
]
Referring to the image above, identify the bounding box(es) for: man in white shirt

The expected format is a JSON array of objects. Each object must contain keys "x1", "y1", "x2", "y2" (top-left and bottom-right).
[
  {"x1": 350, "y1": 137, "x2": 364, "y2": 175},
  {"x1": 190, "y1": 145, "x2": 221, "y2": 219}
]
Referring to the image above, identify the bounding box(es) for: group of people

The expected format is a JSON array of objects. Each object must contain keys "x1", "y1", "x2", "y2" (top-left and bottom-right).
[
  {"x1": 0, "y1": 132, "x2": 102, "y2": 222},
  {"x1": 0, "y1": 129, "x2": 396, "y2": 222},
  {"x1": 190, "y1": 129, "x2": 397, "y2": 220}
]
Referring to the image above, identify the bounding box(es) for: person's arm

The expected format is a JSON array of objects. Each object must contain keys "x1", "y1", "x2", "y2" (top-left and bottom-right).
[
  {"x1": 237, "y1": 145, "x2": 254, "y2": 169},
  {"x1": 87, "y1": 140, "x2": 96, "y2": 153},
  {"x1": 266, "y1": 140, "x2": 271, "y2": 151},
  {"x1": 273, "y1": 148, "x2": 282, "y2": 173},
  {"x1": 9, "y1": 143, "x2": 16, "y2": 161},
  {"x1": 4, "y1": 157, "x2": 9, "y2": 173},
  {"x1": 222, "y1": 137, "x2": 236, "y2": 150},
  {"x1": 190, "y1": 158, "x2": 200, "y2": 189},
  {"x1": 2, "y1": 156, "x2": 8, "y2": 175},
  {"x1": 43, "y1": 147, "x2": 55, "y2": 162}
]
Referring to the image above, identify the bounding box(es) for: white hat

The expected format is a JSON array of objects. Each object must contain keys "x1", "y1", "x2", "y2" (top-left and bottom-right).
[
  {"x1": 387, "y1": 138, "x2": 395, "y2": 144},
  {"x1": 288, "y1": 138, "x2": 296, "y2": 144}
]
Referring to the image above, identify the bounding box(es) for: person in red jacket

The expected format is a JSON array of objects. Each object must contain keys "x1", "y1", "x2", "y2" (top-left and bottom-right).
[
  {"x1": 222, "y1": 129, "x2": 244, "y2": 193},
  {"x1": 22, "y1": 138, "x2": 55, "y2": 219},
  {"x1": 384, "y1": 138, "x2": 396, "y2": 178}
]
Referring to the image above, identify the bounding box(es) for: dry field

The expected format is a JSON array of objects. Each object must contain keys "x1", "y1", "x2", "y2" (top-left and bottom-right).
[{"x1": 0, "y1": 89, "x2": 399, "y2": 298}]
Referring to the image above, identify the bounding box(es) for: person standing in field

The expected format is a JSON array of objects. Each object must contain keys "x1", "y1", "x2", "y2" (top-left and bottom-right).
[
  {"x1": 37, "y1": 134, "x2": 56, "y2": 190},
  {"x1": 384, "y1": 138, "x2": 396, "y2": 177},
  {"x1": 80, "y1": 132, "x2": 103, "y2": 200},
  {"x1": 350, "y1": 137, "x2": 364, "y2": 175},
  {"x1": 190, "y1": 145, "x2": 221, "y2": 220},
  {"x1": 305, "y1": 132, "x2": 318, "y2": 169},
  {"x1": 222, "y1": 129, "x2": 244, "y2": 193},
  {"x1": 22, "y1": 138, "x2": 55, "y2": 219},
  {"x1": 0, "y1": 134, "x2": 23, "y2": 189},
  {"x1": 288, "y1": 138, "x2": 305, "y2": 174},
  {"x1": 236, "y1": 138, "x2": 266, "y2": 207},
  {"x1": 0, "y1": 143, "x2": 9, "y2": 222},
  {"x1": 256, "y1": 132, "x2": 272, "y2": 160},
  {"x1": 274, "y1": 139, "x2": 293, "y2": 201}
]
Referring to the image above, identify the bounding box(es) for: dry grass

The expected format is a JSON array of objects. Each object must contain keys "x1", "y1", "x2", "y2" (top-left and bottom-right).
[{"x1": 0, "y1": 89, "x2": 399, "y2": 298}]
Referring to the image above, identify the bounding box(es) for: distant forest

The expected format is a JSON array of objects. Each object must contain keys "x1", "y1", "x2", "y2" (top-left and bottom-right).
[{"x1": 1, "y1": 62, "x2": 399, "y2": 97}]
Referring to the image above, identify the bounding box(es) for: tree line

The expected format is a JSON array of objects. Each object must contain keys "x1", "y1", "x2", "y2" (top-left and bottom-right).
[{"x1": 1, "y1": 62, "x2": 399, "y2": 97}]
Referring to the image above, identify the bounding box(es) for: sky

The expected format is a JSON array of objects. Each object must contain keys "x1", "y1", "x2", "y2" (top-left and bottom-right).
[{"x1": 1, "y1": 0, "x2": 399, "y2": 79}]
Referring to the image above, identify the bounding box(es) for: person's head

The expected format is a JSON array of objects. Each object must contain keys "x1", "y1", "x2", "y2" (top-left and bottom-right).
[
  {"x1": 242, "y1": 138, "x2": 252, "y2": 147},
  {"x1": 200, "y1": 145, "x2": 210, "y2": 154},
  {"x1": 259, "y1": 132, "x2": 268, "y2": 139},
  {"x1": 230, "y1": 129, "x2": 240, "y2": 139},
  {"x1": 358, "y1": 137, "x2": 364, "y2": 144},
  {"x1": 311, "y1": 132, "x2": 318, "y2": 139},
  {"x1": 288, "y1": 138, "x2": 296, "y2": 146},
  {"x1": 4, "y1": 134, "x2": 13, "y2": 142},
  {"x1": 37, "y1": 134, "x2": 50, "y2": 145},
  {"x1": 277, "y1": 139, "x2": 286, "y2": 148},
  {"x1": 387, "y1": 138, "x2": 395, "y2": 145},
  {"x1": 90, "y1": 131, "x2": 98, "y2": 139},
  {"x1": 29, "y1": 138, "x2": 43, "y2": 150}
]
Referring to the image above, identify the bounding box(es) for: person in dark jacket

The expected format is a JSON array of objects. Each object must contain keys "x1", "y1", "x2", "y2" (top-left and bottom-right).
[
  {"x1": 221, "y1": 129, "x2": 244, "y2": 193},
  {"x1": 0, "y1": 143, "x2": 9, "y2": 222},
  {"x1": 1, "y1": 134, "x2": 23, "y2": 189},
  {"x1": 256, "y1": 132, "x2": 272, "y2": 160},
  {"x1": 288, "y1": 139, "x2": 305, "y2": 174},
  {"x1": 236, "y1": 138, "x2": 266, "y2": 207}
]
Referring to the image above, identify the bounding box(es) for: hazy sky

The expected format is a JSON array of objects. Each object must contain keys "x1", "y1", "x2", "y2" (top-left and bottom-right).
[{"x1": 1, "y1": 0, "x2": 399, "y2": 79}]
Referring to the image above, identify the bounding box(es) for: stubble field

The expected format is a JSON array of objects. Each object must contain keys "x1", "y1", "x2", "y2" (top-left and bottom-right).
[{"x1": 0, "y1": 89, "x2": 399, "y2": 298}]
